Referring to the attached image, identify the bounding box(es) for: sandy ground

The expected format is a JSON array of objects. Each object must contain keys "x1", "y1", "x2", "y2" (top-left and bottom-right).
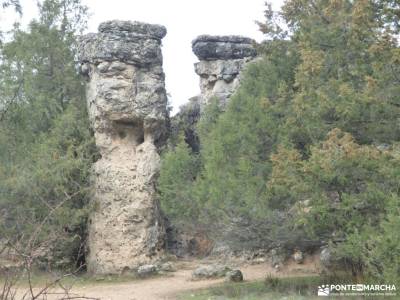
[{"x1": 15, "y1": 256, "x2": 320, "y2": 300}]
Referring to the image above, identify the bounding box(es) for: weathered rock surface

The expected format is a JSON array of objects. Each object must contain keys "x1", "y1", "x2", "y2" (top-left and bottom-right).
[
  {"x1": 169, "y1": 96, "x2": 201, "y2": 152},
  {"x1": 165, "y1": 224, "x2": 214, "y2": 258},
  {"x1": 192, "y1": 35, "x2": 256, "y2": 61},
  {"x1": 78, "y1": 20, "x2": 168, "y2": 275},
  {"x1": 293, "y1": 250, "x2": 304, "y2": 264},
  {"x1": 192, "y1": 264, "x2": 232, "y2": 280},
  {"x1": 157, "y1": 261, "x2": 176, "y2": 273},
  {"x1": 319, "y1": 247, "x2": 348, "y2": 273},
  {"x1": 79, "y1": 20, "x2": 166, "y2": 67},
  {"x1": 293, "y1": 249, "x2": 304, "y2": 264},
  {"x1": 192, "y1": 35, "x2": 256, "y2": 108},
  {"x1": 320, "y1": 247, "x2": 333, "y2": 268},
  {"x1": 270, "y1": 248, "x2": 287, "y2": 269},
  {"x1": 136, "y1": 262, "x2": 175, "y2": 277},
  {"x1": 137, "y1": 264, "x2": 158, "y2": 277},
  {"x1": 226, "y1": 269, "x2": 243, "y2": 282}
]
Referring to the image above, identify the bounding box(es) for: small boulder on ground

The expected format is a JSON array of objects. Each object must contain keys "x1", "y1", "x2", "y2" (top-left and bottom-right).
[
  {"x1": 226, "y1": 269, "x2": 243, "y2": 282},
  {"x1": 320, "y1": 246, "x2": 343, "y2": 272},
  {"x1": 192, "y1": 264, "x2": 231, "y2": 280},
  {"x1": 251, "y1": 257, "x2": 267, "y2": 265},
  {"x1": 137, "y1": 264, "x2": 157, "y2": 277},
  {"x1": 157, "y1": 262, "x2": 176, "y2": 272},
  {"x1": 270, "y1": 248, "x2": 286, "y2": 269},
  {"x1": 320, "y1": 247, "x2": 331, "y2": 268},
  {"x1": 293, "y1": 249, "x2": 304, "y2": 264}
]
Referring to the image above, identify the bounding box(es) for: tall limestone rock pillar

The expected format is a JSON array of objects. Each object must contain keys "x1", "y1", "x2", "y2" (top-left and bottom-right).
[
  {"x1": 78, "y1": 21, "x2": 168, "y2": 274},
  {"x1": 192, "y1": 35, "x2": 257, "y2": 108}
]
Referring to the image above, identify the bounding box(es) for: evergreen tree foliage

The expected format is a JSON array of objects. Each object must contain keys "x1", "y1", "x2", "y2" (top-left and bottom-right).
[
  {"x1": 0, "y1": 0, "x2": 94, "y2": 269},
  {"x1": 158, "y1": 0, "x2": 400, "y2": 281},
  {"x1": 0, "y1": 0, "x2": 21, "y2": 15},
  {"x1": 281, "y1": 0, "x2": 400, "y2": 153},
  {"x1": 195, "y1": 41, "x2": 299, "y2": 225},
  {"x1": 158, "y1": 136, "x2": 201, "y2": 224}
]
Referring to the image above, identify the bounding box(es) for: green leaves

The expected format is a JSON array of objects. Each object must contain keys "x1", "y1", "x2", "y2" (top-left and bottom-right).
[
  {"x1": 159, "y1": 0, "x2": 400, "y2": 278},
  {"x1": 158, "y1": 137, "x2": 201, "y2": 224},
  {"x1": 0, "y1": 0, "x2": 93, "y2": 269},
  {"x1": 1, "y1": 0, "x2": 21, "y2": 15}
]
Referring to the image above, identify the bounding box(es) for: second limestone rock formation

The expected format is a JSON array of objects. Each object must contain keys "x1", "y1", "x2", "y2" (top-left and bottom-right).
[{"x1": 192, "y1": 35, "x2": 256, "y2": 108}]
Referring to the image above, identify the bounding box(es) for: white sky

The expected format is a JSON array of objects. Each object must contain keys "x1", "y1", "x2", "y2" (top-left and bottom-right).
[{"x1": 1, "y1": 0, "x2": 284, "y2": 113}]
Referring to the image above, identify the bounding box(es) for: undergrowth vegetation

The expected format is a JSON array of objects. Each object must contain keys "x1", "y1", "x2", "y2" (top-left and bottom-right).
[
  {"x1": 0, "y1": 0, "x2": 96, "y2": 270},
  {"x1": 178, "y1": 275, "x2": 377, "y2": 300}
]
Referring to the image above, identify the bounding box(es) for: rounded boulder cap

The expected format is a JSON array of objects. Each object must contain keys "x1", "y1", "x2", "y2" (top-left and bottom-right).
[
  {"x1": 192, "y1": 35, "x2": 257, "y2": 61},
  {"x1": 98, "y1": 20, "x2": 167, "y2": 40},
  {"x1": 192, "y1": 35, "x2": 255, "y2": 45},
  {"x1": 78, "y1": 20, "x2": 167, "y2": 66}
]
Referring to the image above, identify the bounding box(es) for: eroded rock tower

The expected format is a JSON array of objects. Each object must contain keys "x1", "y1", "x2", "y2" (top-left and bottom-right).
[
  {"x1": 192, "y1": 35, "x2": 257, "y2": 108},
  {"x1": 78, "y1": 20, "x2": 168, "y2": 274}
]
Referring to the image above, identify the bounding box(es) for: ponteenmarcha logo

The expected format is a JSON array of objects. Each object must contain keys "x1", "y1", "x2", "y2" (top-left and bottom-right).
[
  {"x1": 318, "y1": 285, "x2": 330, "y2": 296},
  {"x1": 318, "y1": 283, "x2": 397, "y2": 297}
]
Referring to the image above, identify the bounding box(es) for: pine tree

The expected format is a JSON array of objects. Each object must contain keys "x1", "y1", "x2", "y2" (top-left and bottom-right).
[
  {"x1": 0, "y1": 0, "x2": 94, "y2": 269},
  {"x1": 159, "y1": 1, "x2": 400, "y2": 279}
]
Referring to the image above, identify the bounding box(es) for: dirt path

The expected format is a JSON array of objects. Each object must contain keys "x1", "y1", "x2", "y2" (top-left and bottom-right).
[
  {"x1": 62, "y1": 258, "x2": 319, "y2": 300},
  {"x1": 74, "y1": 263, "x2": 267, "y2": 300}
]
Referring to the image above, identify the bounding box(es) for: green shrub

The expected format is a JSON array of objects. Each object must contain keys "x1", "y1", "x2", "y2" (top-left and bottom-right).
[{"x1": 0, "y1": 0, "x2": 94, "y2": 270}]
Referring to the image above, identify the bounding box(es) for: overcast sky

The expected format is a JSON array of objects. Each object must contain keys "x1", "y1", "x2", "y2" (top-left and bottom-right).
[{"x1": 2, "y1": 0, "x2": 284, "y2": 113}]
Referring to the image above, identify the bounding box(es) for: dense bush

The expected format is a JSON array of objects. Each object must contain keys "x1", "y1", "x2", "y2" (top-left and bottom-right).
[
  {"x1": 158, "y1": 0, "x2": 400, "y2": 281},
  {"x1": 158, "y1": 138, "x2": 201, "y2": 224},
  {"x1": 0, "y1": 0, "x2": 95, "y2": 270}
]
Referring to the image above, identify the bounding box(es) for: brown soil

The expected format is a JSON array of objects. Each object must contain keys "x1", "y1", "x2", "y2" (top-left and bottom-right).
[{"x1": 17, "y1": 256, "x2": 320, "y2": 300}]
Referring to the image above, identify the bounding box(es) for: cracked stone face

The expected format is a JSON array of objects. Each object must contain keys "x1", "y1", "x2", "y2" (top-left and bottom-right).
[
  {"x1": 78, "y1": 20, "x2": 168, "y2": 275},
  {"x1": 192, "y1": 35, "x2": 256, "y2": 108}
]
